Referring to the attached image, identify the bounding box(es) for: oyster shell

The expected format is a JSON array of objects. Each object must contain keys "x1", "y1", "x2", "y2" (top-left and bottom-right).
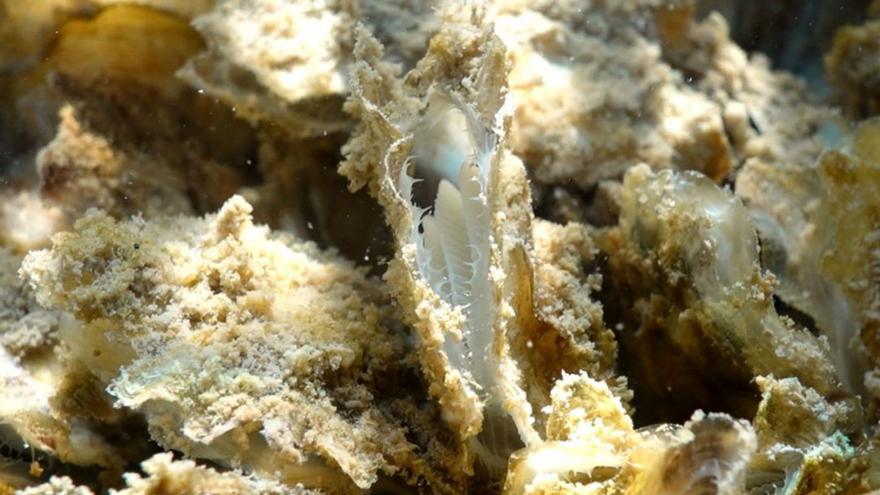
[
  {"x1": 341, "y1": 5, "x2": 620, "y2": 479},
  {"x1": 179, "y1": 0, "x2": 440, "y2": 138},
  {"x1": 21, "y1": 196, "x2": 460, "y2": 492},
  {"x1": 505, "y1": 372, "x2": 757, "y2": 495},
  {"x1": 746, "y1": 376, "x2": 867, "y2": 494},
  {"x1": 826, "y1": 20, "x2": 880, "y2": 119},
  {"x1": 18, "y1": 453, "x2": 319, "y2": 495},
  {"x1": 736, "y1": 118, "x2": 880, "y2": 402},
  {"x1": 0, "y1": 246, "x2": 151, "y2": 491},
  {"x1": 491, "y1": 0, "x2": 733, "y2": 189},
  {"x1": 599, "y1": 165, "x2": 840, "y2": 422}
]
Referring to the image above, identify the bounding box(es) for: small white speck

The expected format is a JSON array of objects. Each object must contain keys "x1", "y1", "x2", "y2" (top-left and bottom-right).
[
  {"x1": 307, "y1": 222, "x2": 314, "y2": 230},
  {"x1": 197, "y1": 89, "x2": 205, "y2": 94}
]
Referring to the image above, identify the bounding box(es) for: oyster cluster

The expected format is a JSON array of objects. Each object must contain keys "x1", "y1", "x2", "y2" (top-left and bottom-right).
[{"x1": 1, "y1": 0, "x2": 879, "y2": 494}]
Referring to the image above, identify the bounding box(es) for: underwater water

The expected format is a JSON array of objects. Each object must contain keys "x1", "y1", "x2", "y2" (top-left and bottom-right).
[{"x1": 1, "y1": 1, "x2": 879, "y2": 493}]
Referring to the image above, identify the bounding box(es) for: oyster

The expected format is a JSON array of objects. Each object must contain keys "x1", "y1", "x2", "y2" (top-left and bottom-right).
[
  {"x1": 179, "y1": 0, "x2": 440, "y2": 138},
  {"x1": 504, "y1": 372, "x2": 757, "y2": 495},
  {"x1": 179, "y1": 0, "x2": 358, "y2": 137},
  {"x1": 36, "y1": 5, "x2": 251, "y2": 217},
  {"x1": 746, "y1": 376, "x2": 867, "y2": 494},
  {"x1": 826, "y1": 20, "x2": 880, "y2": 119},
  {"x1": 599, "y1": 165, "x2": 840, "y2": 422},
  {"x1": 243, "y1": 128, "x2": 393, "y2": 269},
  {"x1": 1, "y1": 246, "x2": 150, "y2": 491},
  {"x1": 21, "y1": 196, "x2": 460, "y2": 492},
  {"x1": 0, "y1": 190, "x2": 65, "y2": 253},
  {"x1": 736, "y1": 118, "x2": 880, "y2": 403},
  {"x1": 491, "y1": 0, "x2": 733, "y2": 189},
  {"x1": 341, "y1": 5, "x2": 619, "y2": 480},
  {"x1": 676, "y1": 12, "x2": 836, "y2": 178},
  {"x1": 481, "y1": 0, "x2": 836, "y2": 205},
  {"x1": 18, "y1": 453, "x2": 318, "y2": 495}
]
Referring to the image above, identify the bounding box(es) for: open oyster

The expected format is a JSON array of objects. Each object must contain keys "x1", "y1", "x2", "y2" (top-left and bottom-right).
[
  {"x1": 341, "y1": 6, "x2": 620, "y2": 481},
  {"x1": 736, "y1": 118, "x2": 880, "y2": 406},
  {"x1": 599, "y1": 165, "x2": 841, "y2": 422}
]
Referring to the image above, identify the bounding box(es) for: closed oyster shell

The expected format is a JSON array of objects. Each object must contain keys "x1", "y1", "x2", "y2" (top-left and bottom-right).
[
  {"x1": 505, "y1": 372, "x2": 757, "y2": 495},
  {"x1": 826, "y1": 20, "x2": 880, "y2": 119},
  {"x1": 746, "y1": 376, "x2": 868, "y2": 494},
  {"x1": 179, "y1": 0, "x2": 441, "y2": 138},
  {"x1": 492, "y1": 0, "x2": 733, "y2": 189},
  {"x1": 179, "y1": 0, "x2": 357, "y2": 137},
  {"x1": 21, "y1": 196, "x2": 460, "y2": 492},
  {"x1": 18, "y1": 453, "x2": 319, "y2": 495}
]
